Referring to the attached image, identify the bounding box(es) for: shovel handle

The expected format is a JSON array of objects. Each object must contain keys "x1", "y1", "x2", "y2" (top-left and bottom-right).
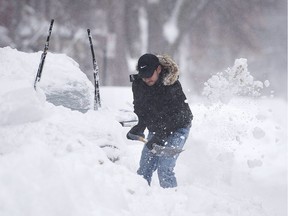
[{"x1": 128, "y1": 133, "x2": 183, "y2": 156}]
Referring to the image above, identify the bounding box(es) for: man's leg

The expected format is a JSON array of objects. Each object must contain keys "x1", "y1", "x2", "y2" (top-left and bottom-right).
[
  {"x1": 137, "y1": 133, "x2": 159, "y2": 185},
  {"x1": 157, "y1": 127, "x2": 190, "y2": 188}
]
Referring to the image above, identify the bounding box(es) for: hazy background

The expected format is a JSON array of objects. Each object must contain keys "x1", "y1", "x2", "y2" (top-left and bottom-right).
[{"x1": 0, "y1": 0, "x2": 286, "y2": 98}]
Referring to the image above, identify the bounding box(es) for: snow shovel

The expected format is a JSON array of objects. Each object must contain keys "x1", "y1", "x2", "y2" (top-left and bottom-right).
[{"x1": 127, "y1": 133, "x2": 184, "y2": 157}]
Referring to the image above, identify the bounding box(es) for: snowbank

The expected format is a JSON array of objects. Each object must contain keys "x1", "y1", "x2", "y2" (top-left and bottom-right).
[{"x1": 0, "y1": 47, "x2": 286, "y2": 216}]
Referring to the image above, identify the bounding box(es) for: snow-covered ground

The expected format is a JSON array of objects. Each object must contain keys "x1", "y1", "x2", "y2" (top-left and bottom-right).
[{"x1": 0, "y1": 47, "x2": 287, "y2": 216}]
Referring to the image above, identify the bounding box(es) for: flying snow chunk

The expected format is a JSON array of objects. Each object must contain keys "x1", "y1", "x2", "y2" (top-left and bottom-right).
[
  {"x1": 252, "y1": 127, "x2": 266, "y2": 139},
  {"x1": 202, "y1": 58, "x2": 268, "y2": 103},
  {"x1": 264, "y1": 80, "x2": 270, "y2": 87},
  {"x1": 247, "y1": 159, "x2": 263, "y2": 168}
]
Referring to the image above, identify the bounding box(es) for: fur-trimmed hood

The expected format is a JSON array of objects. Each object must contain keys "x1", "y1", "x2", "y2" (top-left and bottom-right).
[{"x1": 157, "y1": 55, "x2": 179, "y2": 86}]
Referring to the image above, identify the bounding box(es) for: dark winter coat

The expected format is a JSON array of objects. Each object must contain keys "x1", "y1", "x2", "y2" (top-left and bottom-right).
[{"x1": 131, "y1": 55, "x2": 193, "y2": 140}]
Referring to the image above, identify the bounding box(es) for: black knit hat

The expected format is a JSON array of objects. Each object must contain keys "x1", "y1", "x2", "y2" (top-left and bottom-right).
[{"x1": 137, "y1": 53, "x2": 160, "y2": 78}]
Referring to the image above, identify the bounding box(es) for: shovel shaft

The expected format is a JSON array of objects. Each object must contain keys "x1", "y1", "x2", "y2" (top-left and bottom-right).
[{"x1": 127, "y1": 133, "x2": 183, "y2": 157}]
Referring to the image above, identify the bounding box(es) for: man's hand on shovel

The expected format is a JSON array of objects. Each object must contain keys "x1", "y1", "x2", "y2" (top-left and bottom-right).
[{"x1": 127, "y1": 132, "x2": 184, "y2": 157}]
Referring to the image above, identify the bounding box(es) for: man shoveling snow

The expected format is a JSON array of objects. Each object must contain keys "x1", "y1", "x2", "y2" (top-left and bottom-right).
[{"x1": 127, "y1": 53, "x2": 193, "y2": 188}]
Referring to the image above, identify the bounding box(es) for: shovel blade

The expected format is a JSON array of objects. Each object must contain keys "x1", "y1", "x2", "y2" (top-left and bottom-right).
[{"x1": 151, "y1": 144, "x2": 184, "y2": 157}]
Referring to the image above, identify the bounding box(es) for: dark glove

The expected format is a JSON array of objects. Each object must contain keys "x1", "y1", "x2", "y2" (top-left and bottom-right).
[
  {"x1": 126, "y1": 125, "x2": 145, "y2": 140},
  {"x1": 146, "y1": 135, "x2": 163, "y2": 150}
]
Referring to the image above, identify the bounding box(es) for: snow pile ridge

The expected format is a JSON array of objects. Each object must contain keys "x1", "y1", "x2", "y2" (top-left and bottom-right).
[
  {"x1": 0, "y1": 81, "x2": 47, "y2": 126},
  {"x1": 202, "y1": 58, "x2": 269, "y2": 103}
]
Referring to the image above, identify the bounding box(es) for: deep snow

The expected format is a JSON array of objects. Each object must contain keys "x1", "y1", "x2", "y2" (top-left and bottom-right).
[{"x1": 0, "y1": 47, "x2": 287, "y2": 216}]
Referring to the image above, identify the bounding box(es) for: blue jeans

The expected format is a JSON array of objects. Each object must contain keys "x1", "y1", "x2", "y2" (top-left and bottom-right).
[{"x1": 137, "y1": 127, "x2": 190, "y2": 188}]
